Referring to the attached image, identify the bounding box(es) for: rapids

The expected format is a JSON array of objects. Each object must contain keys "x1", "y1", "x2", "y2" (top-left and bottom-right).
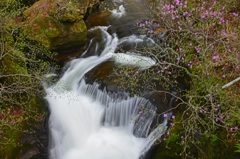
[{"x1": 45, "y1": 2, "x2": 169, "y2": 159}]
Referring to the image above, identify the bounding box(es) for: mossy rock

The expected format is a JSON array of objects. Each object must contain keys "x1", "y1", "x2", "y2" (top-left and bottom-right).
[
  {"x1": 23, "y1": 15, "x2": 61, "y2": 50},
  {"x1": 0, "y1": 36, "x2": 44, "y2": 158},
  {"x1": 0, "y1": 112, "x2": 24, "y2": 159},
  {"x1": 0, "y1": 44, "x2": 30, "y2": 84},
  {"x1": 0, "y1": 96, "x2": 45, "y2": 159},
  {"x1": 51, "y1": 20, "x2": 87, "y2": 50},
  {"x1": 22, "y1": 0, "x2": 99, "y2": 50}
]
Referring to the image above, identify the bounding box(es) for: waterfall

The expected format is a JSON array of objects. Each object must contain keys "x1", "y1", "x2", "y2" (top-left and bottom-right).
[{"x1": 45, "y1": 8, "x2": 169, "y2": 159}]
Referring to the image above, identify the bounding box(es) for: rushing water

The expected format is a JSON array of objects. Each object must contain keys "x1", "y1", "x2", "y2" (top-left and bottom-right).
[{"x1": 45, "y1": 2, "x2": 169, "y2": 159}]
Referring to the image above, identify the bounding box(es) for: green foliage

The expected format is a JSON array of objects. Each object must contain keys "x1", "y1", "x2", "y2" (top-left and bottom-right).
[{"x1": 236, "y1": 141, "x2": 240, "y2": 153}]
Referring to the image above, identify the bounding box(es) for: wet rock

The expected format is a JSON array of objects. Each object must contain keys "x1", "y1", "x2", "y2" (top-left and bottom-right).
[
  {"x1": 19, "y1": 148, "x2": 39, "y2": 159},
  {"x1": 86, "y1": 11, "x2": 111, "y2": 28},
  {"x1": 17, "y1": 114, "x2": 49, "y2": 159},
  {"x1": 85, "y1": 61, "x2": 115, "y2": 83}
]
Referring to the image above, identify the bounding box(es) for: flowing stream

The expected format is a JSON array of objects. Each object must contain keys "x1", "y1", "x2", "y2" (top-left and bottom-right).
[{"x1": 45, "y1": 1, "x2": 169, "y2": 159}]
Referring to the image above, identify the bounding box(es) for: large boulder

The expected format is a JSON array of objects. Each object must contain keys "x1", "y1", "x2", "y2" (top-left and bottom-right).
[{"x1": 22, "y1": 0, "x2": 99, "y2": 50}]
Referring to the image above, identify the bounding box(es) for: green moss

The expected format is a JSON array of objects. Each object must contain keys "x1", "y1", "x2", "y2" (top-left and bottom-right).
[
  {"x1": 71, "y1": 20, "x2": 86, "y2": 33},
  {"x1": 1, "y1": 45, "x2": 31, "y2": 87},
  {"x1": 57, "y1": 1, "x2": 84, "y2": 22},
  {"x1": 0, "y1": 124, "x2": 23, "y2": 159},
  {"x1": 23, "y1": 15, "x2": 87, "y2": 50},
  {"x1": 0, "y1": 1, "x2": 55, "y2": 158},
  {"x1": 21, "y1": 0, "x2": 92, "y2": 50},
  {"x1": 23, "y1": 15, "x2": 62, "y2": 49},
  {"x1": 0, "y1": 96, "x2": 43, "y2": 159},
  {"x1": 3, "y1": 51, "x2": 27, "y2": 74}
]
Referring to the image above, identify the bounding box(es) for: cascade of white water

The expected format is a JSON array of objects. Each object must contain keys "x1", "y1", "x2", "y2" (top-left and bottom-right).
[
  {"x1": 46, "y1": 22, "x2": 168, "y2": 159},
  {"x1": 111, "y1": 5, "x2": 126, "y2": 17}
]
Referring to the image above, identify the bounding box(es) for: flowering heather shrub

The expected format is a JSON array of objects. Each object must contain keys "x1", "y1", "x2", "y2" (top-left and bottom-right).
[{"x1": 133, "y1": 0, "x2": 240, "y2": 157}]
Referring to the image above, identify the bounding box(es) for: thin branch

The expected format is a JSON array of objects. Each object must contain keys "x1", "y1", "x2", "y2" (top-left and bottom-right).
[{"x1": 222, "y1": 76, "x2": 240, "y2": 89}]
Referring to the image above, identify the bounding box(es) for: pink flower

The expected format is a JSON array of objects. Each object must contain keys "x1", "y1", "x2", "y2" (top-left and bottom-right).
[
  {"x1": 205, "y1": 10, "x2": 209, "y2": 16},
  {"x1": 174, "y1": 0, "x2": 180, "y2": 5},
  {"x1": 232, "y1": 12, "x2": 238, "y2": 17},
  {"x1": 163, "y1": 114, "x2": 168, "y2": 118},
  {"x1": 212, "y1": 55, "x2": 219, "y2": 60},
  {"x1": 222, "y1": 31, "x2": 227, "y2": 36}
]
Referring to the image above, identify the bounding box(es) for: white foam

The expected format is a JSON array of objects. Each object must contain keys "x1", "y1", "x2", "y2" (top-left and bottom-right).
[{"x1": 111, "y1": 5, "x2": 126, "y2": 18}]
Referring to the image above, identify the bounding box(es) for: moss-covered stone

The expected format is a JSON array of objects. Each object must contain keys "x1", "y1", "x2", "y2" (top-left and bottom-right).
[
  {"x1": 1, "y1": 46, "x2": 29, "y2": 85},
  {"x1": 51, "y1": 20, "x2": 87, "y2": 49},
  {"x1": 0, "y1": 22, "x2": 49, "y2": 159},
  {"x1": 0, "y1": 46, "x2": 40, "y2": 159},
  {"x1": 22, "y1": 0, "x2": 99, "y2": 50}
]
